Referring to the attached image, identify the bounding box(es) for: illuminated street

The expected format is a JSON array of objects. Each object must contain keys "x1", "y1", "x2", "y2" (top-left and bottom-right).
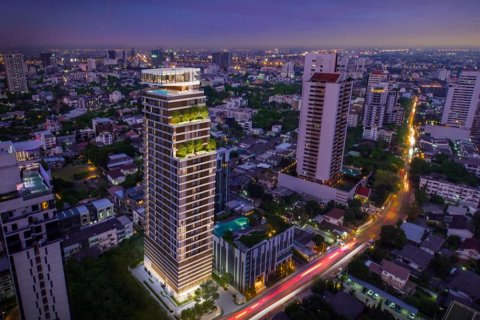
[{"x1": 220, "y1": 98, "x2": 418, "y2": 320}]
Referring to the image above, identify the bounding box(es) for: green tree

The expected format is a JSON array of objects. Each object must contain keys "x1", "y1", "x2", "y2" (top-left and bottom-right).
[
  {"x1": 379, "y1": 225, "x2": 407, "y2": 249},
  {"x1": 430, "y1": 254, "x2": 456, "y2": 278},
  {"x1": 247, "y1": 183, "x2": 264, "y2": 199},
  {"x1": 305, "y1": 200, "x2": 320, "y2": 217}
]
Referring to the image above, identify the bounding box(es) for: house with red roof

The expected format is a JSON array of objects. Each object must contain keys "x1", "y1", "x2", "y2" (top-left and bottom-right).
[
  {"x1": 324, "y1": 208, "x2": 346, "y2": 226},
  {"x1": 355, "y1": 186, "x2": 371, "y2": 202}
]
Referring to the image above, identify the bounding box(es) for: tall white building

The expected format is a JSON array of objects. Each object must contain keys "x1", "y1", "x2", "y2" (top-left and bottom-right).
[
  {"x1": 0, "y1": 142, "x2": 71, "y2": 320},
  {"x1": 362, "y1": 70, "x2": 390, "y2": 128},
  {"x1": 363, "y1": 82, "x2": 389, "y2": 128},
  {"x1": 441, "y1": 71, "x2": 480, "y2": 130},
  {"x1": 86, "y1": 58, "x2": 96, "y2": 71},
  {"x1": 3, "y1": 53, "x2": 28, "y2": 93},
  {"x1": 142, "y1": 68, "x2": 216, "y2": 301},
  {"x1": 296, "y1": 53, "x2": 353, "y2": 182}
]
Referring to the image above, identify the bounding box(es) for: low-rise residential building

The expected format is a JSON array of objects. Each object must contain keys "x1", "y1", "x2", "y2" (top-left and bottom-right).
[
  {"x1": 394, "y1": 245, "x2": 433, "y2": 272},
  {"x1": 459, "y1": 158, "x2": 480, "y2": 178},
  {"x1": 213, "y1": 220, "x2": 294, "y2": 294},
  {"x1": 96, "y1": 131, "x2": 114, "y2": 146},
  {"x1": 457, "y1": 238, "x2": 480, "y2": 260},
  {"x1": 109, "y1": 90, "x2": 123, "y2": 103},
  {"x1": 447, "y1": 215, "x2": 475, "y2": 240},
  {"x1": 63, "y1": 216, "x2": 133, "y2": 260},
  {"x1": 107, "y1": 170, "x2": 126, "y2": 185},
  {"x1": 420, "y1": 234, "x2": 445, "y2": 255},
  {"x1": 107, "y1": 153, "x2": 134, "y2": 170},
  {"x1": 132, "y1": 206, "x2": 145, "y2": 228},
  {"x1": 324, "y1": 208, "x2": 346, "y2": 226},
  {"x1": 34, "y1": 130, "x2": 56, "y2": 150},
  {"x1": 443, "y1": 270, "x2": 480, "y2": 303},
  {"x1": 369, "y1": 259, "x2": 414, "y2": 294},
  {"x1": 58, "y1": 198, "x2": 115, "y2": 232},
  {"x1": 419, "y1": 175, "x2": 480, "y2": 207}
]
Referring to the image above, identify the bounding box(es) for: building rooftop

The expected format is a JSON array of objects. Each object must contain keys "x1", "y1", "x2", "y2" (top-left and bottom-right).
[
  {"x1": 308, "y1": 72, "x2": 341, "y2": 83},
  {"x1": 381, "y1": 259, "x2": 410, "y2": 281},
  {"x1": 400, "y1": 222, "x2": 429, "y2": 244},
  {"x1": 394, "y1": 245, "x2": 433, "y2": 269},
  {"x1": 90, "y1": 198, "x2": 113, "y2": 209}
]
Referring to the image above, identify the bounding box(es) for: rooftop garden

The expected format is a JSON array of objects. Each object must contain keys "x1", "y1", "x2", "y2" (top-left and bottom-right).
[
  {"x1": 175, "y1": 138, "x2": 216, "y2": 158},
  {"x1": 238, "y1": 213, "x2": 291, "y2": 248},
  {"x1": 170, "y1": 105, "x2": 209, "y2": 124}
]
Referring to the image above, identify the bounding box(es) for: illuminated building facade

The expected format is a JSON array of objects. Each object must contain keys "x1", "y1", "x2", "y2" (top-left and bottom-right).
[{"x1": 142, "y1": 68, "x2": 216, "y2": 301}]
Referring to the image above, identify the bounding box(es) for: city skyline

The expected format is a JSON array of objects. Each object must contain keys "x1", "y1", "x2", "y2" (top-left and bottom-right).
[{"x1": 2, "y1": 0, "x2": 480, "y2": 49}]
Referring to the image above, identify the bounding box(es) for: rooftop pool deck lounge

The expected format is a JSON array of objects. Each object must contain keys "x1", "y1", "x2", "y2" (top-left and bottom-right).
[{"x1": 213, "y1": 217, "x2": 250, "y2": 237}]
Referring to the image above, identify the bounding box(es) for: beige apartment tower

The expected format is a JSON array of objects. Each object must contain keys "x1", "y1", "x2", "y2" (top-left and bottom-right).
[
  {"x1": 142, "y1": 68, "x2": 216, "y2": 301},
  {"x1": 296, "y1": 53, "x2": 353, "y2": 183}
]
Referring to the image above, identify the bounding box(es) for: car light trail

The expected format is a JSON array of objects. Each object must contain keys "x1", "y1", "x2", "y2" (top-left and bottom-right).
[{"x1": 234, "y1": 311, "x2": 246, "y2": 319}]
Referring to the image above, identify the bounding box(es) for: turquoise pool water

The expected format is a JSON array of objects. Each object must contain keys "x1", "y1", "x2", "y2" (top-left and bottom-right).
[
  {"x1": 150, "y1": 89, "x2": 169, "y2": 95},
  {"x1": 213, "y1": 217, "x2": 250, "y2": 237}
]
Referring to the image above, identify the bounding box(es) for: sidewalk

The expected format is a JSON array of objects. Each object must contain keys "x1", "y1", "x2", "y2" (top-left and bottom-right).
[{"x1": 129, "y1": 264, "x2": 196, "y2": 317}]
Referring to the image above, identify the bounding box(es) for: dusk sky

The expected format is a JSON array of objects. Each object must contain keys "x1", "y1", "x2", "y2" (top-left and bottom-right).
[{"x1": 2, "y1": 0, "x2": 480, "y2": 49}]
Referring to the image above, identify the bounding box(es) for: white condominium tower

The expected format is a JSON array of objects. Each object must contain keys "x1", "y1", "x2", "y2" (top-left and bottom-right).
[
  {"x1": 142, "y1": 68, "x2": 216, "y2": 301},
  {"x1": 3, "y1": 53, "x2": 28, "y2": 93},
  {"x1": 441, "y1": 71, "x2": 480, "y2": 129},
  {"x1": 296, "y1": 53, "x2": 353, "y2": 183},
  {"x1": 362, "y1": 70, "x2": 390, "y2": 128},
  {"x1": 0, "y1": 142, "x2": 70, "y2": 320}
]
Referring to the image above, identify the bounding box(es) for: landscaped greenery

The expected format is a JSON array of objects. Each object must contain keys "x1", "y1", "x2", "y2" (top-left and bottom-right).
[
  {"x1": 410, "y1": 155, "x2": 480, "y2": 186},
  {"x1": 85, "y1": 141, "x2": 137, "y2": 169},
  {"x1": 175, "y1": 138, "x2": 216, "y2": 158},
  {"x1": 180, "y1": 280, "x2": 219, "y2": 320},
  {"x1": 239, "y1": 230, "x2": 268, "y2": 247},
  {"x1": 170, "y1": 105, "x2": 209, "y2": 124},
  {"x1": 66, "y1": 234, "x2": 169, "y2": 320}
]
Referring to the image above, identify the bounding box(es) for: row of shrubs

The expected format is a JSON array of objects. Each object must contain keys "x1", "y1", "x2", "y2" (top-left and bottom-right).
[
  {"x1": 176, "y1": 139, "x2": 216, "y2": 158},
  {"x1": 170, "y1": 105, "x2": 209, "y2": 124}
]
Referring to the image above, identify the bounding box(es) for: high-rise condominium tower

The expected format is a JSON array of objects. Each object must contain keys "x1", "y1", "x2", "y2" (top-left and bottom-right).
[
  {"x1": 362, "y1": 70, "x2": 390, "y2": 128},
  {"x1": 151, "y1": 49, "x2": 165, "y2": 68},
  {"x1": 0, "y1": 142, "x2": 70, "y2": 320},
  {"x1": 212, "y1": 51, "x2": 231, "y2": 70},
  {"x1": 3, "y1": 53, "x2": 28, "y2": 93},
  {"x1": 142, "y1": 68, "x2": 216, "y2": 301},
  {"x1": 441, "y1": 71, "x2": 480, "y2": 130},
  {"x1": 296, "y1": 53, "x2": 353, "y2": 183}
]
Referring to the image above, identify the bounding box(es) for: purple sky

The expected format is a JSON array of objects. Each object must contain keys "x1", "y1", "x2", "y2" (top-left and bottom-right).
[{"x1": 1, "y1": 0, "x2": 480, "y2": 49}]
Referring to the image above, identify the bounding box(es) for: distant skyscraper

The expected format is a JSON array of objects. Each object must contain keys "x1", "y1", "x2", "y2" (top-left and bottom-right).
[
  {"x1": 384, "y1": 90, "x2": 399, "y2": 124},
  {"x1": 296, "y1": 53, "x2": 353, "y2": 182},
  {"x1": 0, "y1": 142, "x2": 71, "y2": 320},
  {"x1": 362, "y1": 70, "x2": 390, "y2": 129},
  {"x1": 151, "y1": 49, "x2": 164, "y2": 68},
  {"x1": 40, "y1": 52, "x2": 57, "y2": 68},
  {"x1": 3, "y1": 53, "x2": 28, "y2": 93},
  {"x1": 86, "y1": 58, "x2": 96, "y2": 71},
  {"x1": 212, "y1": 51, "x2": 231, "y2": 70},
  {"x1": 441, "y1": 71, "x2": 480, "y2": 130},
  {"x1": 142, "y1": 68, "x2": 216, "y2": 301},
  {"x1": 215, "y1": 148, "x2": 230, "y2": 213},
  {"x1": 107, "y1": 50, "x2": 116, "y2": 60},
  {"x1": 281, "y1": 62, "x2": 294, "y2": 78}
]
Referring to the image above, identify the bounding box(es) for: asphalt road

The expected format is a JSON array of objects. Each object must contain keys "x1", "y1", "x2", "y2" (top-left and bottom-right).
[{"x1": 219, "y1": 98, "x2": 418, "y2": 320}]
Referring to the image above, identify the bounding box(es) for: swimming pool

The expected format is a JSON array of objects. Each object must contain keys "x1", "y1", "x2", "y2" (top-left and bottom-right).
[
  {"x1": 213, "y1": 217, "x2": 250, "y2": 237},
  {"x1": 149, "y1": 89, "x2": 169, "y2": 95}
]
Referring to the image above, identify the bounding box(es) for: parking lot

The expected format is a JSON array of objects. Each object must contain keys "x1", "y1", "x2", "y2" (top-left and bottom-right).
[{"x1": 343, "y1": 276, "x2": 420, "y2": 320}]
